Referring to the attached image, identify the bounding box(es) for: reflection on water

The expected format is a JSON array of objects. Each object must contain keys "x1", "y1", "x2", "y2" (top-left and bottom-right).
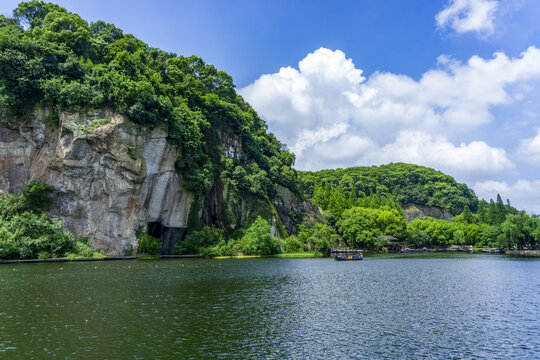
[{"x1": 0, "y1": 254, "x2": 539, "y2": 359}]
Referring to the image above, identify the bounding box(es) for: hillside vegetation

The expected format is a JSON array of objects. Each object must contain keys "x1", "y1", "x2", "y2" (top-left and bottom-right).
[
  {"x1": 0, "y1": 1, "x2": 298, "y2": 198},
  {"x1": 298, "y1": 163, "x2": 540, "y2": 250},
  {"x1": 298, "y1": 163, "x2": 477, "y2": 215},
  {"x1": 1, "y1": 2, "x2": 538, "y2": 258}
]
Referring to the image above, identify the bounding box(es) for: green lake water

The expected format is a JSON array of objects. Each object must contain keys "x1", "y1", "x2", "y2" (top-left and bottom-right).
[{"x1": 0, "y1": 254, "x2": 539, "y2": 359}]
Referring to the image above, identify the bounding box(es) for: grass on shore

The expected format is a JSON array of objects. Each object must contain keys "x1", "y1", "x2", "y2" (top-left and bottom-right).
[
  {"x1": 213, "y1": 255, "x2": 262, "y2": 259},
  {"x1": 213, "y1": 252, "x2": 324, "y2": 259},
  {"x1": 272, "y1": 252, "x2": 324, "y2": 258}
]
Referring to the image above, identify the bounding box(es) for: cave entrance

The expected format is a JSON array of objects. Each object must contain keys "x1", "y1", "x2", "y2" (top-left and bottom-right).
[
  {"x1": 148, "y1": 221, "x2": 165, "y2": 239},
  {"x1": 147, "y1": 222, "x2": 187, "y2": 255}
]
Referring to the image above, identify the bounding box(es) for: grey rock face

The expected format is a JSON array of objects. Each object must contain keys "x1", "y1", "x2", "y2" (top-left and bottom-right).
[
  {"x1": 0, "y1": 110, "x2": 194, "y2": 255},
  {"x1": 0, "y1": 109, "x2": 321, "y2": 255},
  {"x1": 272, "y1": 185, "x2": 323, "y2": 234},
  {"x1": 403, "y1": 203, "x2": 453, "y2": 222}
]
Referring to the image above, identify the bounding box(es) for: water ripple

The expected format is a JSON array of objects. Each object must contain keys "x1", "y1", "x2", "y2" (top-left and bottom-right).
[{"x1": 0, "y1": 255, "x2": 538, "y2": 359}]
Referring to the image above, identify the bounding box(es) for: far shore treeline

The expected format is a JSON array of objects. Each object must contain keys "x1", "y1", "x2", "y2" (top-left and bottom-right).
[{"x1": 1, "y1": 2, "x2": 539, "y2": 260}]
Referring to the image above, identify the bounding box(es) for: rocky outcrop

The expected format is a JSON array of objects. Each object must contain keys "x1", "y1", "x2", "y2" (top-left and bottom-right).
[
  {"x1": 403, "y1": 203, "x2": 453, "y2": 222},
  {"x1": 272, "y1": 185, "x2": 322, "y2": 234},
  {"x1": 0, "y1": 109, "x2": 321, "y2": 255},
  {"x1": 0, "y1": 109, "x2": 194, "y2": 254}
]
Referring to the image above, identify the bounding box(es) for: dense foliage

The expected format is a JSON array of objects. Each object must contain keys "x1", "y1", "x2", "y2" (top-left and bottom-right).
[
  {"x1": 404, "y1": 200, "x2": 540, "y2": 249},
  {"x1": 299, "y1": 163, "x2": 477, "y2": 215},
  {"x1": 0, "y1": 182, "x2": 94, "y2": 259},
  {"x1": 316, "y1": 190, "x2": 538, "y2": 250},
  {"x1": 298, "y1": 162, "x2": 539, "y2": 251},
  {"x1": 0, "y1": 1, "x2": 298, "y2": 198},
  {"x1": 2, "y1": 3, "x2": 537, "y2": 257}
]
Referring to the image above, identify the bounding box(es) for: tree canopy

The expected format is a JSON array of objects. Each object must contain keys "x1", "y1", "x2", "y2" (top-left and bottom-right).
[
  {"x1": 0, "y1": 1, "x2": 298, "y2": 197},
  {"x1": 299, "y1": 163, "x2": 478, "y2": 215}
]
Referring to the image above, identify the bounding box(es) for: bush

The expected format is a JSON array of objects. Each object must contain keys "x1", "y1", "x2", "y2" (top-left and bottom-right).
[
  {"x1": 138, "y1": 234, "x2": 160, "y2": 255},
  {"x1": 283, "y1": 235, "x2": 305, "y2": 253},
  {"x1": 175, "y1": 226, "x2": 224, "y2": 255},
  {"x1": 21, "y1": 181, "x2": 56, "y2": 212},
  {"x1": 0, "y1": 182, "x2": 91, "y2": 259},
  {"x1": 235, "y1": 216, "x2": 280, "y2": 255},
  {"x1": 73, "y1": 238, "x2": 94, "y2": 257}
]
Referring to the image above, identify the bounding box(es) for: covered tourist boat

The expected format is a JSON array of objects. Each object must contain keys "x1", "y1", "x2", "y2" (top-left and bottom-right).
[{"x1": 331, "y1": 249, "x2": 364, "y2": 261}]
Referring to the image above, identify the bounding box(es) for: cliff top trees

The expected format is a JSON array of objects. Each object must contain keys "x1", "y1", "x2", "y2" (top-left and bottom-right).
[{"x1": 0, "y1": 2, "x2": 299, "y2": 198}]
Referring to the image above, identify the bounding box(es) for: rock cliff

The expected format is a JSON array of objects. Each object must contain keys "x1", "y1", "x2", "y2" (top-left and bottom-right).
[
  {"x1": 403, "y1": 203, "x2": 453, "y2": 222},
  {"x1": 0, "y1": 109, "x2": 320, "y2": 255}
]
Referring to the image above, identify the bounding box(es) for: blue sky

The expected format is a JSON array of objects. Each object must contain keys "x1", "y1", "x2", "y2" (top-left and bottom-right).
[{"x1": 2, "y1": 0, "x2": 540, "y2": 212}]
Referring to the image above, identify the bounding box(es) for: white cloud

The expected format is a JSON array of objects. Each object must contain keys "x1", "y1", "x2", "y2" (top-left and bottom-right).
[
  {"x1": 436, "y1": 0, "x2": 499, "y2": 36},
  {"x1": 240, "y1": 48, "x2": 364, "y2": 146},
  {"x1": 295, "y1": 130, "x2": 513, "y2": 180},
  {"x1": 373, "y1": 131, "x2": 514, "y2": 180},
  {"x1": 517, "y1": 128, "x2": 540, "y2": 164},
  {"x1": 474, "y1": 179, "x2": 540, "y2": 213},
  {"x1": 239, "y1": 47, "x2": 540, "y2": 180},
  {"x1": 291, "y1": 123, "x2": 349, "y2": 157},
  {"x1": 301, "y1": 134, "x2": 376, "y2": 170}
]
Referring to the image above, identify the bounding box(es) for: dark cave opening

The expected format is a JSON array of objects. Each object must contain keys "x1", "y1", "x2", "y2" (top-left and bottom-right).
[{"x1": 147, "y1": 222, "x2": 187, "y2": 255}]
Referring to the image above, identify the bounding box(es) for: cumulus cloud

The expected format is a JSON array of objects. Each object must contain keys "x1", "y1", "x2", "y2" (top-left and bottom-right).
[
  {"x1": 517, "y1": 129, "x2": 540, "y2": 164},
  {"x1": 240, "y1": 48, "x2": 364, "y2": 146},
  {"x1": 296, "y1": 131, "x2": 513, "y2": 180},
  {"x1": 373, "y1": 131, "x2": 514, "y2": 180},
  {"x1": 240, "y1": 47, "x2": 540, "y2": 180},
  {"x1": 436, "y1": 0, "x2": 499, "y2": 36},
  {"x1": 474, "y1": 179, "x2": 540, "y2": 213}
]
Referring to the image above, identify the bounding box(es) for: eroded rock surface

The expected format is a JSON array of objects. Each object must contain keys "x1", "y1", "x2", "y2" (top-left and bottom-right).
[
  {"x1": 0, "y1": 110, "x2": 194, "y2": 255},
  {"x1": 0, "y1": 109, "x2": 321, "y2": 254},
  {"x1": 403, "y1": 203, "x2": 453, "y2": 222}
]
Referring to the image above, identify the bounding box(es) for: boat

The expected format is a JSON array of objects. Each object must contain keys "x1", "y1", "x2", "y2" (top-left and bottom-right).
[
  {"x1": 331, "y1": 249, "x2": 364, "y2": 261},
  {"x1": 334, "y1": 254, "x2": 363, "y2": 261}
]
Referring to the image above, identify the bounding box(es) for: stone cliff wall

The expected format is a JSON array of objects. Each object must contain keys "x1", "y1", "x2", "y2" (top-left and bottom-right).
[
  {"x1": 0, "y1": 109, "x2": 194, "y2": 254},
  {"x1": 403, "y1": 203, "x2": 453, "y2": 222},
  {"x1": 0, "y1": 109, "x2": 321, "y2": 255}
]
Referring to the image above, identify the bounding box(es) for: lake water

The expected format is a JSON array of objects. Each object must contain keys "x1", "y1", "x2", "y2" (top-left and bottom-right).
[{"x1": 0, "y1": 254, "x2": 539, "y2": 359}]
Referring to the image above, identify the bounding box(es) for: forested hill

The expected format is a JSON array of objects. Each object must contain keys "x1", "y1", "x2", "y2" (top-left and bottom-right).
[
  {"x1": 0, "y1": 1, "x2": 298, "y2": 197},
  {"x1": 298, "y1": 163, "x2": 478, "y2": 215},
  {"x1": 0, "y1": 1, "x2": 316, "y2": 257}
]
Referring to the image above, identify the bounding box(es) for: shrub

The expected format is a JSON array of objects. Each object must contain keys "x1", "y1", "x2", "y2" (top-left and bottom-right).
[
  {"x1": 0, "y1": 182, "x2": 87, "y2": 259},
  {"x1": 235, "y1": 216, "x2": 280, "y2": 255},
  {"x1": 138, "y1": 234, "x2": 160, "y2": 255},
  {"x1": 73, "y1": 238, "x2": 94, "y2": 257},
  {"x1": 175, "y1": 226, "x2": 224, "y2": 255},
  {"x1": 283, "y1": 235, "x2": 305, "y2": 253},
  {"x1": 21, "y1": 181, "x2": 55, "y2": 212}
]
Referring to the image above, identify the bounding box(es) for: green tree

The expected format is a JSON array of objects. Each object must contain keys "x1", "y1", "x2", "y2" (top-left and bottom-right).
[
  {"x1": 336, "y1": 207, "x2": 379, "y2": 249},
  {"x1": 283, "y1": 235, "x2": 305, "y2": 253},
  {"x1": 452, "y1": 230, "x2": 465, "y2": 245},
  {"x1": 501, "y1": 212, "x2": 535, "y2": 249},
  {"x1": 13, "y1": 1, "x2": 65, "y2": 28},
  {"x1": 477, "y1": 201, "x2": 487, "y2": 223},
  {"x1": 236, "y1": 216, "x2": 279, "y2": 255}
]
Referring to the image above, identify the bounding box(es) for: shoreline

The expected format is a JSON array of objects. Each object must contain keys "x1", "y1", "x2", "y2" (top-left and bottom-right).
[
  {"x1": 506, "y1": 250, "x2": 540, "y2": 257},
  {"x1": 2, "y1": 250, "x2": 539, "y2": 264}
]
